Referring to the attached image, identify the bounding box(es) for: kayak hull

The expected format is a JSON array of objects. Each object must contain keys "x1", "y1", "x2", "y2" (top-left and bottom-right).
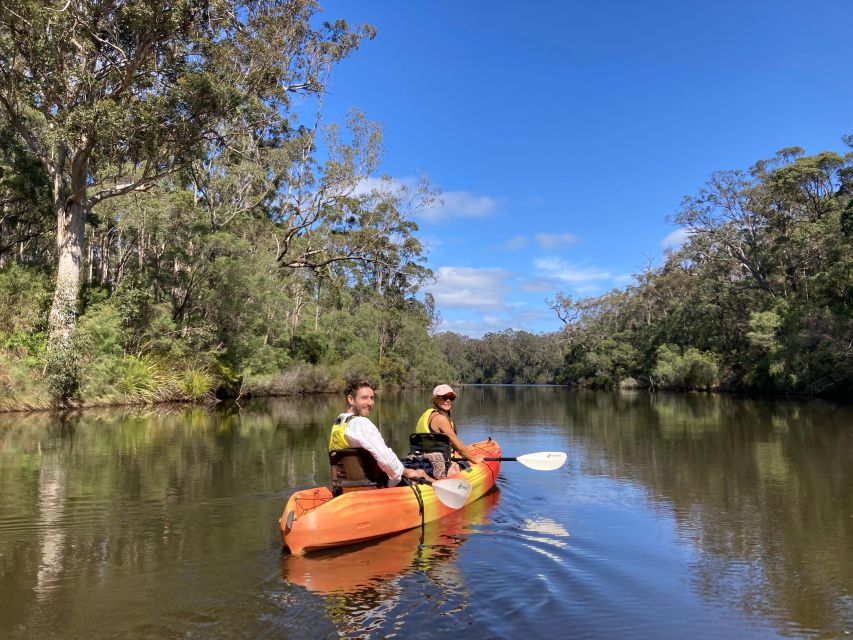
[{"x1": 280, "y1": 439, "x2": 501, "y2": 554}]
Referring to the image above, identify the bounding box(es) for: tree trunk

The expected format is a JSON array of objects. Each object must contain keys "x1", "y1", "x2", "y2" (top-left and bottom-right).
[
  {"x1": 289, "y1": 285, "x2": 304, "y2": 356},
  {"x1": 138, "y1": 224, "x2": 145, "y2": 269},
  {"x1": 45, "y1": 147, "x2": 87, "y2": 400},
  {"x1": 314, "y1": 278, "x2": 321, "y2": 331},
  {"x1": 87, "y1": 237, "x2": 94, "y2": 284},
  {"x1": 99, "y1": 230, "x2": 110, "y2": 284}
]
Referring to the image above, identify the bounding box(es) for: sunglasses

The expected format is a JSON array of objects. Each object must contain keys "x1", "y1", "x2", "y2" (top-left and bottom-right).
[{"x1": 438, "y1": 394, "x2": 455, "y2": 401}]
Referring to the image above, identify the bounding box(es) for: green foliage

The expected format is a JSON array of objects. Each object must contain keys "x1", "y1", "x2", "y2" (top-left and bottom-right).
[
  {"x1": 293, "y1": 331, "x2": 327, "y2": 364},
  {"x1": 0, "y1": 348, "x2": 51, "y2": 410},
  {"x1": 44, "y1": 338, "x2": 81, "y2": 401},
  {"x1": 116, "y1": 356, "x2": 164, "y2": 399},
  {"x1": 180, "y1": 368, "x2": 215, "y2": 400},
  {"x1": 0, "y1": 264, "x2": 52, "y2": 342},
  {"x1": 435, "y1": 329, "x2": 563, "y2": 385},
  {"x1": 557, "y1": 336, "x2": 640, "y2": 388},
  {"x1": 0, "y1": 125, "x2": 53, "y2": 262},
  {"x1": 746, "y1": 310, "x2": 783, "y2": 353},
  {"x1": 652, "y1": 344, "x2": 720, "y2": 390},
  {"x1": 336, "y1": 353, "x2": 382, "y2": 387},
  {"x1": 0, "y1": 267, "x2": 49, "y2": 364},
  {"x1": 243, "y1": 364, "x2": 334, "y2": 397},
  {"x1": 75, "y1": 302, "x2": 127, "y2": 359},
  {"x1": 73, "y1": 303, "x2": 203, "y2": 403}
]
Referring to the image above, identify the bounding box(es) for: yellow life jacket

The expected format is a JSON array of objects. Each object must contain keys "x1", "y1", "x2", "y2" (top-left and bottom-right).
[
  {"x1": 415, "y1": 408, "x2": 456, "y2": 434},
  {"x1": 329, "y1": 414, "x2": 355, "y2": 452}
]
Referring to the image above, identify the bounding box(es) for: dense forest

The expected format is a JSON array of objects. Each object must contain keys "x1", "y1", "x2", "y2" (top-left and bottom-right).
[{"x1": 1, "y1": 2, "x2": 851, "y2": 411}]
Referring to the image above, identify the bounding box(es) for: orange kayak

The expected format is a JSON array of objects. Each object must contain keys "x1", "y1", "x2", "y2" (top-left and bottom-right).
[
  {"x1": 282, "y1": 488, "x2": 501, "y2": 593},
  {"x1": 280, "y1": 439, "x2": 501, "y2": 554}
]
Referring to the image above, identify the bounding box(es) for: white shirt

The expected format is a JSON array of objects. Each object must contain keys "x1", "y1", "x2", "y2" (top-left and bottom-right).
[{"x1": 337, "y1": 413, "x2": 405, "y2": 486}]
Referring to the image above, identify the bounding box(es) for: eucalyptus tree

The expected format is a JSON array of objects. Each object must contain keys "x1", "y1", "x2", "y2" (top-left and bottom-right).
[
  {"x1": 0, "y1": 0, "x2": 372, "y2": 398},
  {"x1": 268, "y1": 111, "x2": 435, "y2": 293},
  {"x1": 182, "y1": 103, "x2": 436, "y2": 370}
]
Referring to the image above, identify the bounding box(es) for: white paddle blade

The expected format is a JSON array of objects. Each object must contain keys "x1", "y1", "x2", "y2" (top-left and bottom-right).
[
  {"x1": 516, "y1": 451, "x2": 567, "y2": 471},
  {"x1": 431, "y1": 478, "x2": 472, "y2": 509}
]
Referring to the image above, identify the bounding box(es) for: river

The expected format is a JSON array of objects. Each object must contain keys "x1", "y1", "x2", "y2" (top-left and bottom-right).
[{"x1": 0, "y1": 387, "x2": 850, "y2": 638}]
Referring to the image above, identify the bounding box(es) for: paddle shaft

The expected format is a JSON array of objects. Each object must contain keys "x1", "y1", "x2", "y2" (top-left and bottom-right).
[
  {"x1": 454, "y1": 451, "x2": 567, "y2": 470},
  {"x1": 405, "y1": 450, "x2": 567, "y2": 471}
]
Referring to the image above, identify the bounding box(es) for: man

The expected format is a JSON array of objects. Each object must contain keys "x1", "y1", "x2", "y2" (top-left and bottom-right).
[{"x1": 329, "y1": 379, "x2": 434, "y2": 486}]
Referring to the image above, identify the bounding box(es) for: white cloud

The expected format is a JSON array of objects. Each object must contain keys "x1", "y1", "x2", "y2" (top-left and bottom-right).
[
  {"x1": 353, "y1": 177, "x2": 500, "y2": 223},
  {"x1": 518, "y1": 278, "x2": 554, "y2": 293},
  {"x1": 506, "y1": 235, "x2": 530, "y2": 251},
  {"x1": 352, "y1": 175, "x2": 401, "y2": 196},
  {"x1": 426, "y1": 266, "x2": 511, "y2": 310},
  {"x1": 661, "y1": 228, "x2": 691, "y2": 250},
  {"x1": 574, "y1": 284, "x2": 603, "y2": 294},
  {"x1": 435, "y1": 317, "x2": 496, "y2": 337},
  {"x1": 535, "y1": 233, "x2": 577, "y2": 249},
  {"x1": 420, "y1": 191, "x2": 502, "y2": 222},
  {"x1": 506, "y1": 232, "x2": 577, "y2": 251},
  {"x1": 534, "y1": 257, "x2": 613, "y2": 284}
]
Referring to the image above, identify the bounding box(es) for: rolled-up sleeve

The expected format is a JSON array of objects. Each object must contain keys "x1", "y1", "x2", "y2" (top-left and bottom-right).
[{"x1": 345, "y1": 417, "x2": 405, "y2": 486}]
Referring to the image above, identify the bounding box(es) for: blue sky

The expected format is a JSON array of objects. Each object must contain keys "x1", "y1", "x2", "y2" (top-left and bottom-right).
[{"x1": 318, "y1": 1, "x2": 852, "y2": 336}]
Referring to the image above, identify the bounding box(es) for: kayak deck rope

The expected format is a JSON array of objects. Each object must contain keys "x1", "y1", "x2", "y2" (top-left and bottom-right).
[
  {"x1": 407, "y1": 480, "x2": 426, "y2": 536},
  {"x1": 292, "y1": 489, "x2": 328, "y2": 517}
]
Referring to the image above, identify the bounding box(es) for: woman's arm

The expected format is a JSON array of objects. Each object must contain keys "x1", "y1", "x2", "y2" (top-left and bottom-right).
[{"x1": 430, "y1": 413, "x2": 484, "y2": 464}]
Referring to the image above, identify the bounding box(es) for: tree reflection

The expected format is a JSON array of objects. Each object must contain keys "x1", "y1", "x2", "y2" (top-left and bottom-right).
[{"x1": 517, "y1": 390, "x2": 853, "y2": 637}]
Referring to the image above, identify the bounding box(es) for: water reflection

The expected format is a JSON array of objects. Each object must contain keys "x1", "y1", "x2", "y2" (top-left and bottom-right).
[
  {"x1": 553, "y1": 391, "x2": 853, "y2": 638},
  {"x1": 34, "y1": 452, "x2": 66, "y2": 600},
  {"x1": 519, "y1": 517, "x2": 570, "y2": 552}
]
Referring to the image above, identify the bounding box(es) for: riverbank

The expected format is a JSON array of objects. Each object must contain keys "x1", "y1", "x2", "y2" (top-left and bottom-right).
[
  {"x1": 0, "y1": 354, "x2": 344, "y2": 413},
  {"x1": 0, "y1": 352, "x2": 455, "y2": 413}
]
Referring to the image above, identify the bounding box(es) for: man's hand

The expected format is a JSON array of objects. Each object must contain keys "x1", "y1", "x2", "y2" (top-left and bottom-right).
[{"x1": 402, "y1": 468, "x2": 436, "y2": 484}]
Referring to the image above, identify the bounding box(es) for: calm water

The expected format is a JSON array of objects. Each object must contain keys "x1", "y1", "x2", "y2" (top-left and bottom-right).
[{"x1": 0, "y1": 387, "x2": 851, "y2": 639}]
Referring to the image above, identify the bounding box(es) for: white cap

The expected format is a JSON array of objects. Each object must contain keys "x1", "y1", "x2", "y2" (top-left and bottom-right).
[{"x1": 432, "y1": 384, "x2": 456, "y2": 398}]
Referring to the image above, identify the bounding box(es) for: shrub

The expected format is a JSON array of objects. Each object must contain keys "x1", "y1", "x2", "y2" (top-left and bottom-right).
[
  {"x1": 0, "y1": 348, "x2": 51, "y2": 410},
  {"x1": 241, "y1": 363, "x2": 334, "y2": 396},
  {"x1": 652, "y1": 344, "x2": 719, "y2": 390},
  {"x1": 179, "y1": 368, "x2": 215, "y2": 400},
  {"x1": 0, "y1": 264, "x2": 52, "y2": 337}
]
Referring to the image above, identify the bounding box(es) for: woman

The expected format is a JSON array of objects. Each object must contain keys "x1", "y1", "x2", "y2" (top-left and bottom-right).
[{"x1": 415, "y1": 384, "x2": 484, "y2": 464}]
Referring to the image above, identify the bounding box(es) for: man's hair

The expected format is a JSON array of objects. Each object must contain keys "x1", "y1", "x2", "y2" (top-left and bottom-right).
[{"x1": 345, "y1": 379, "x2": 376, "y2": 398}]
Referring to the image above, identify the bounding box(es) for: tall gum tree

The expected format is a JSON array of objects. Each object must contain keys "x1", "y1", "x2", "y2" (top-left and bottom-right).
[{"x1": 0, "y1": 0, "x2": 372, "y2": 398}]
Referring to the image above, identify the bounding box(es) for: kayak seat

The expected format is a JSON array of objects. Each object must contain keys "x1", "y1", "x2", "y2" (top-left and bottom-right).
[
  {"x1": 329, "y1": 448, "x2": 389, "y2": 495},
  {"x1": 408, "y1": 432, "x2": 451, "y2": 462}
]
